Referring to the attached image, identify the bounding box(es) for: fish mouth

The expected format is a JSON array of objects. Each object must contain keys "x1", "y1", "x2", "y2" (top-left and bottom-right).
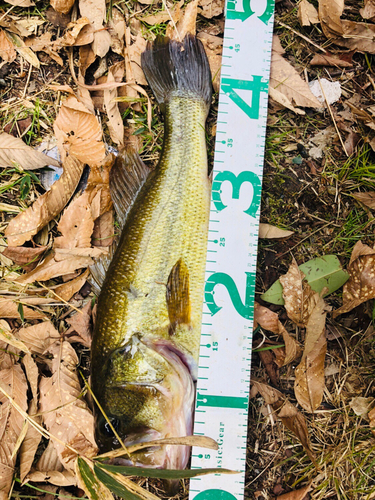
[{"x1": 95, "y1": 335, "x2": 195, "y2": 470}]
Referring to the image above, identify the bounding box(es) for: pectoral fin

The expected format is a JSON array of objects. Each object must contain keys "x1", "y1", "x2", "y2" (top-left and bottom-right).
[{"x1": 166, "y1": 259, "x2": 191, "y2": 334}]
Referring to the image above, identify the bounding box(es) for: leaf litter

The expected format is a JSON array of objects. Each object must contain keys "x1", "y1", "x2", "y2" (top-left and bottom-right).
[{"x1": 0, "y1": 0, "x2": 375, "y2": 498}]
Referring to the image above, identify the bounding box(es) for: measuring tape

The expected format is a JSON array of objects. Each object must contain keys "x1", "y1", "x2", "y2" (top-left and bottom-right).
[{"x1": 189, "y1": 1, "x2": 275, "y2": 498}]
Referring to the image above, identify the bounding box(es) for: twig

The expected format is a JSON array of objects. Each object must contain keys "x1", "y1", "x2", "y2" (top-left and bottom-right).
[
  {"x1": 22, "y1": 64, "x2": 33, "y2": 100},
  {"x1": 276, "y1": 21, "x2": 327, "y2": 53},
  {"x1": 162, "y1": 0, "x2": 181, "y2": 42},
  {"x1": 38, "y1": 281, "x2": 84, "y2": 314},
  {"x1": 318, "y1": 75, "x2": 349, "y2": 157}
]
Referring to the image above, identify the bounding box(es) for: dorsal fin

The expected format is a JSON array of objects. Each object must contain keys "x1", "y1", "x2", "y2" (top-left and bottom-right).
[
  {"x1": 166, "y1": 259, "x2": 191, "y2": 334},
  {"x1": 110, "y1": 150, "x2": 151, "y2": 231},
  {"x1": 89, "y1": 150, "x2": 151, "y2": 293}
]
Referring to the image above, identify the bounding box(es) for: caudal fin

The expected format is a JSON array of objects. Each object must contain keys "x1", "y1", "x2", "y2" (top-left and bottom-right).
[{"x1": 141, "y1": 34, "x2": 212, "y2": 108}]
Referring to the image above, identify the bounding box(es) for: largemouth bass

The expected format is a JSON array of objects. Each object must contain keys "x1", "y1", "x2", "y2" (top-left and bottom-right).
[{"x1": 91, "y1": 34, "x2": 212, "y2": 471}]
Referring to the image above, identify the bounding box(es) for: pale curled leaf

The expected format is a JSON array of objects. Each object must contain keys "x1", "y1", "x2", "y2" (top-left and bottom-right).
[
  {"x1": 5, "y1": 31, "x2": 40, "y2": 68},
  {"x1": 65, "y1": 301, "x2": 92, "y2": 347},
  {"x1": 259, "y1": 223, "x2": 294, "y2": 239},
  {"x1": 0, "y1": 319, "x2": 30, "y2": 353},
  {"x1": 0, "y1": 132, "x2": 60, "y2": 169},
  {"x1": 4, "y1": 0, "x2": 34, "y2": 5},
  {"x1": 0, "y1": 28, "x2": 16, "y2": 62},
  {"x1": 170, "y1": 0, "x2": 198, "y2": 41},
  {"x1": 16, "y1": 321, "x2": 61, "y2": 356},
  {"x1": 27, "y1": 442, "x2": 77, "y2": 486},
  {"x1": 360, "y1": 0, "x2": 375, "y2": 20},
  {"x1": 199, "y1": 0, "x2": 225, "y2": 19},
  {"x1": 53, "y1": 269, "x2": 89, "y2": 302},
  {"x1": 277, "y1": 483, "x2": 313, "y2": 500},
  {"x1": 298, "y1": 0, "x2": 319, "y2": 26},
  {"x1": 5, "y1": 155, "x2": 84, "y2": 246},
  {"x1": 104, "y1": 66, "x2": 124, "y2": 146},
  {"x1": 53, "y1": 96, "x2": 106, "y2": 167},
  {"x1": 254, "y1": 302, "x2": 279, "y2": 334},
  {"x1": 39, "y1": 341, "x2": 98, "y2": 470},
  {"x1": 352, "y1": 191, "x2": 375, "y2": 209},
  {"x1": 318, "y1": 0, "x2": 344, "y2": 38},
  {"x1": 0, "y1": 296, "x2": 47, "y2": 319},
  {"x1": 50, "y1": 0, "x2": 75, "y2": 14},
  {"x1": 334, "y1": 241, "x2": 375, "y2": 316}
]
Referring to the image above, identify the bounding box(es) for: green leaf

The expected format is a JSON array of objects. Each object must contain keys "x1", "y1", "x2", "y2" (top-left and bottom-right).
[
  {"x1": 94, "y1": 466, "x2": 144, "y2": 500},
  {"x1": 17, "y1": 303, "x2": 24, "y2": 322},
  {"x1": 77, "y1": 457, "x2": 103, "y2": 500},
  {"x1": 95, "y1": 462, "x2": 238, "y2": 479},
  {"x1": 260, "y1": 255, "x2": 349, "y2": 305}
]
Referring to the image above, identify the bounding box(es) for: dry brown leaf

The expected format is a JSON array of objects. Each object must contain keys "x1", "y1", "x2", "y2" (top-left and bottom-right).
[
  {"x1": 333, "y1": 20, "x2": 375, "y2": 53},
  {"x1": 141, "y1": 1, "x2": 183, "y2": 26},
  {"x1": 0, "y1": 364, "x2": 28, "y2": 498},
  {"x1": 360, "y1": 0, "x2": 375, "y2": 20},
  {"x1": 79, "y1": 0, "x2": 111, "y2": 58},
  {"x1": 171, "y1": 0, "x2": 198, "y2": 40},
  {"x1": 199, "y1": 0, "x2": 224, "y2": 19},
  {"x1": 270, "y1": 39, "x2": 321, "y2": 109},
  {"x1": 298, "y1": 0, "x2": 319, "y2": 26},
  {"x1": 16, "y1": 321, "x2": 61, "y2": 355},
  {"x1": 280, "y1": 258, "x2": 315, "y2": 327},
  {"x1": 0, "y1": 132, "x2": 60, "y2": 170},
  {"x1": 79, "y1": 44, "x2": 96, "y2": 76},
  {"x1": 65, "y1": 301, "x2": 92, "y2": 347},
  {"x1": 369, "y1": 407, "x2": 375, "y2": 436},
  {"x1": 108, "y1": 7, "x2": 125, "y2": 56},
  {"x1": 2, "y1": 245, "x2": 47, "y2": 271},
  {"x1": 318, "y1": 0, "x2": 344, "y2": 38},
  {"x1": 0, "y1": 337, "x2": 17, "y2": 370},
  {"x1": 259, "y1": 223, "x2": 294, "y2": 239},
  {"x1": 0, "y1": 28, "x2": 16, "y2": 62},
  {"x1": 54, "y1": 192, "x2": 95, "y2": 250},
  {"x1": 251, "y1": 380, "x2": 315, "y2": 462},
  {"x1": 0, "y1": 319, "x2": 30, "y2": 354},
  {"x1": 27, "y1": 441, "x2": 77, "y2": 486},
  {"x1": 15, "y1": 251, "x2": 93, "y2": 284},
  {"x1": 5, "y1": 31, "x2": 40, "y2": 68},
  {"x1": 19, "y1": 398, "x2": 42, "y2": 481},
  {"x1": 54, "y1": 96, "x2": 105, "y2": 166},
  {"x1": 334, "y1": 241, "x2": 375, "y2": 316},
  {"x1": 25, "y1": 32, "x2": 63, "y2": 66},
  {"x1": 277, "y1": 483, "x2": 313, "y2": 500},
  {"x1": 127, "y1": 34, "x2": 148, "y2": 86},
  {"x1": 59, "y1": 17, "x2": 94, "y2": 47},
  {"x1": 51, "y1": 0, "x2": 75, "y2": 14},
  {"x1": 5, "y1": 156, "x2": 84, "y2": 246},
  {"x1": 39, "y1": 341, "x2": 98, "y2": 470},
  {"x1": 197, "y1": 32, "x2": 222, "y2": 92},
  {"x1": 104, "y1": 65, "x2": 124, "y2": 146},
  {"x1": 295, "y1": 292, "x2": 328, "y2": 412},
  {"x1": 310, "y1": 51, "x2": 354, "y2": 68},
  {"x1": 4, "y1": 0, "x2": 34, "y2": 5},
  {"x1": 278, "y1": 321, "x2": 301, "y2": 366},
  {"x1": 254, "y1": 302, "x2": 279, "y2": 333},
  {"x1": 53, "y1": 269, "x2": 89, "y2": 302},
  {"x1": 269, "y1": 86, "x2": 306, "y2": 115},
  {"x1": 0, "y1": 297, "x2": 47, "y2": 319},
  {"x1": 92, "y1": 210, "x2": 115, "y2": 247},
  {"x1": 352, "y1": 191, "x2": 375, "y2": 209}
]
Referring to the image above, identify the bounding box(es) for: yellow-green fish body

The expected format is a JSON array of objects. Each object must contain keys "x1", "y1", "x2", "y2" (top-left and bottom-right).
[{"x1": 91, "y1": 35, "x2": 212, "y2": 470}]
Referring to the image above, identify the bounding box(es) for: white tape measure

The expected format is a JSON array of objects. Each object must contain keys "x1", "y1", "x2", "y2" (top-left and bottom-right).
[{"x1": 189, "y1": 1, "x2": 275, "y2": 498}]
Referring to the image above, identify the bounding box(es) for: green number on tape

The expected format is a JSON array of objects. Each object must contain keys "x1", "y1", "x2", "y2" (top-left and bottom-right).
[
  {"x1": 226, "y1": 0, "x2": 274, "y2": 25},
  {"x1": 205, "y1": 272, "x2": 255, "y2": 319},
  {"x1": 195, "y1": 490, "x2": 237, "y2": 499},
  {"x1": 212, "y1": 171, "x2": 261, "y2": 217},
  {"x1": 221, "y1": 76, "x2": 268, "y2": 120}
]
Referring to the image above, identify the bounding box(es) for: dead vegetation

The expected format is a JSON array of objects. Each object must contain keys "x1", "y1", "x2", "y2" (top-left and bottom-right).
[{"x1": 0, "y1": 0, "x2": 374, "y2": 499}]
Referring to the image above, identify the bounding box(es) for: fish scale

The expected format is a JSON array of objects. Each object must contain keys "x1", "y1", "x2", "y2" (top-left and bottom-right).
[{"x1": 189, "y1": 1, "x2": 275, "y2": 499}]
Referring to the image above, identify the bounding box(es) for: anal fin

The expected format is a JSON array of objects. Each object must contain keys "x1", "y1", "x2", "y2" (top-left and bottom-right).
[{"x1": 166, "y1": 259, "x2": 191, "y2": 335}]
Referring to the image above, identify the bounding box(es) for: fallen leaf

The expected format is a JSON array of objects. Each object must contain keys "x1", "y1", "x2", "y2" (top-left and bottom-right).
[
  {"x1": 108, "y1": 7, "x2": 125, "y2": 56},
  {"x1": 0, "y1": 132, "x2": 60, "y2": 170},
  {"x1": 254, "y1": 302, "x2": 279, "y2": 333},
  {"x1": 5, "y1": 155, "x2": 84, "y2": 246},
  {"x1": 197, "y1": 32, "x2": 222, "y2": 92},
  {"x1": 39, "y1": 341, "x2": 98, "y2": 470},
  {"x1": 0, "y1": 297, "x2": 47, "y2": 319},
  {"x1": 369, "y1": 407, "x2": 375, "y2": 436},
  {"x1": 79, "y1": 44, "x2": 96, "y2": 76},
  {"x1": 4, "y1": 31, "x2": 40, "y2": 68},
  {"x1": 0, "y1": 319, "x2": 30, "y2": 354},
  {"x1": 127, "y1": 34, "x2": 148, "y2": 86},
  {"x1": 349, "y1": 396, "x2": 375, "y2": 417},
  {"x1": 4, "y1": 117, "x2": 32, "y2": 137},
  {"x1": 334, "y1": 241, "x2": 375, "y2": 316},
  {"x1": 104, "y1": 65, "x2": 124, "y2": 146},
  {"x1": 332, "y1": 20, "x2": 375, "y2": 54},
  {"x1": 65, "y1": 301, "x2": 92, "y2": 347},
  {"x1": 310, "y1": 50, "x2": 354, "y2": 68},
  {"x1": 50, "y1": 0, "x2": 75, "y2": 14},
  {"x1": 4, "y1": 0, "x2": 34, "y2": 5},
  {"x1": 277, "y1": 483, "x2": 312, "y2": 500},
  {"x1": 92, "y1": 210, "x2": 115, "y2": 247},
  {"x1": 59, "y1": 17, "x2": 94, "y2": 47},
  {"x1": 261, "y1": 255, "x2": 349, "y2": 305},
  {"x1": 141, "y1": 1, "x2": 184, "y2": 26},
  {"x1": 2, "y1": 245, "x2": 47, "y2": 271},
  {"x1": 16, "y1": 321, "x2": 61, "y2": 356},
  {"x1": 53, "y1": 269, "x2": 89, "y2": 301},
  {"x1": 270, "y1": 37, "x2": 321, "y2": 109},
  {"x1": 255, "y1": 342, "x2": 280, "y2": 386},
  {"x1": 54, "y1": 96, "x2": 105, "y2": 166},
  {"x1": 19, "y1": 399, "x2": 42, "y2": 481},
  {"x1": 251, "y1": 380, "x2": 315, "y2": 462},
  {"x1": 25, "y1": 32, "x2": 63, "y2": 66},
  {"x1": 0, "y1": 364, "x2": 28, "y2": 499},
  {"x1": 295, "y1": 292, "x2": 328, "y2": 412},
  {"x1": 15, "y1": 251, "x2": 93, "y2": 284},
  {"x1": 318, "y1": 0, "x2": 344, "y2": 38},
  {"x1": 46, "y1": 7, "x2": 71, "y2": 28},
  {"x1": 199, "y1": 0, "x2": 224, "y2": 18},
  {"x1": 269, "y1": 86, "x2": 306, "y2": 115},
  {"x1": 360, "y1": 0, "x2": 375, "y2": 20},
  {"x1": 0, "y1": 28, "x2": 16, "y2": 62},
  {"x1": 79, "y1": 0, "x2": 111, "y2": 57},
  {"x1": 27, "y1": 441, "x2": 77, "y2": 486},
  {"x1": 280, "y1": 258, "x2": 315, "y2": 327},
  {"x1": 278, "y1": 321, "x2": 301, "y2": 366},
  {"x1": 171, "y1": 0, "x2": 198, "y2": 41},
  {"x1": 259, "y1": 223, "x2": 294, "y2": 239},
  {"x1": 352, "y1": 191, "x2": 375, "y2": 209},
  {"x1": 298, "y1": 0, "x2": 319, "y2": 26}
]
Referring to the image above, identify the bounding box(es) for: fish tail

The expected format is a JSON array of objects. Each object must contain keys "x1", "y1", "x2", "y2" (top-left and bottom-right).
[{"x1": 141, "y1": 34, "x2": 212, "y2": 110}]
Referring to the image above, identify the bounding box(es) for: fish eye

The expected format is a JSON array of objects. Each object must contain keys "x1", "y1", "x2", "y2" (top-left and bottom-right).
[{"x1": 100, "y1": 417, "x2": 120, "y2": 437}]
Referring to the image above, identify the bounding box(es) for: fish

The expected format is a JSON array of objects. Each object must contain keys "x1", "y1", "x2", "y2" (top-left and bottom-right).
[{"x1": 91, "y1": 34, "x2": 212, "y2": 473}]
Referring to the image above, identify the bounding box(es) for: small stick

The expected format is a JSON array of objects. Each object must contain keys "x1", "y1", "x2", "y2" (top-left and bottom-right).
[
  {"x1": 318, "y1": 75, "x2": 349, "y2": 157},
  {"x1": 277, "y1": 21, "x2": 327, "y2": 53}
]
